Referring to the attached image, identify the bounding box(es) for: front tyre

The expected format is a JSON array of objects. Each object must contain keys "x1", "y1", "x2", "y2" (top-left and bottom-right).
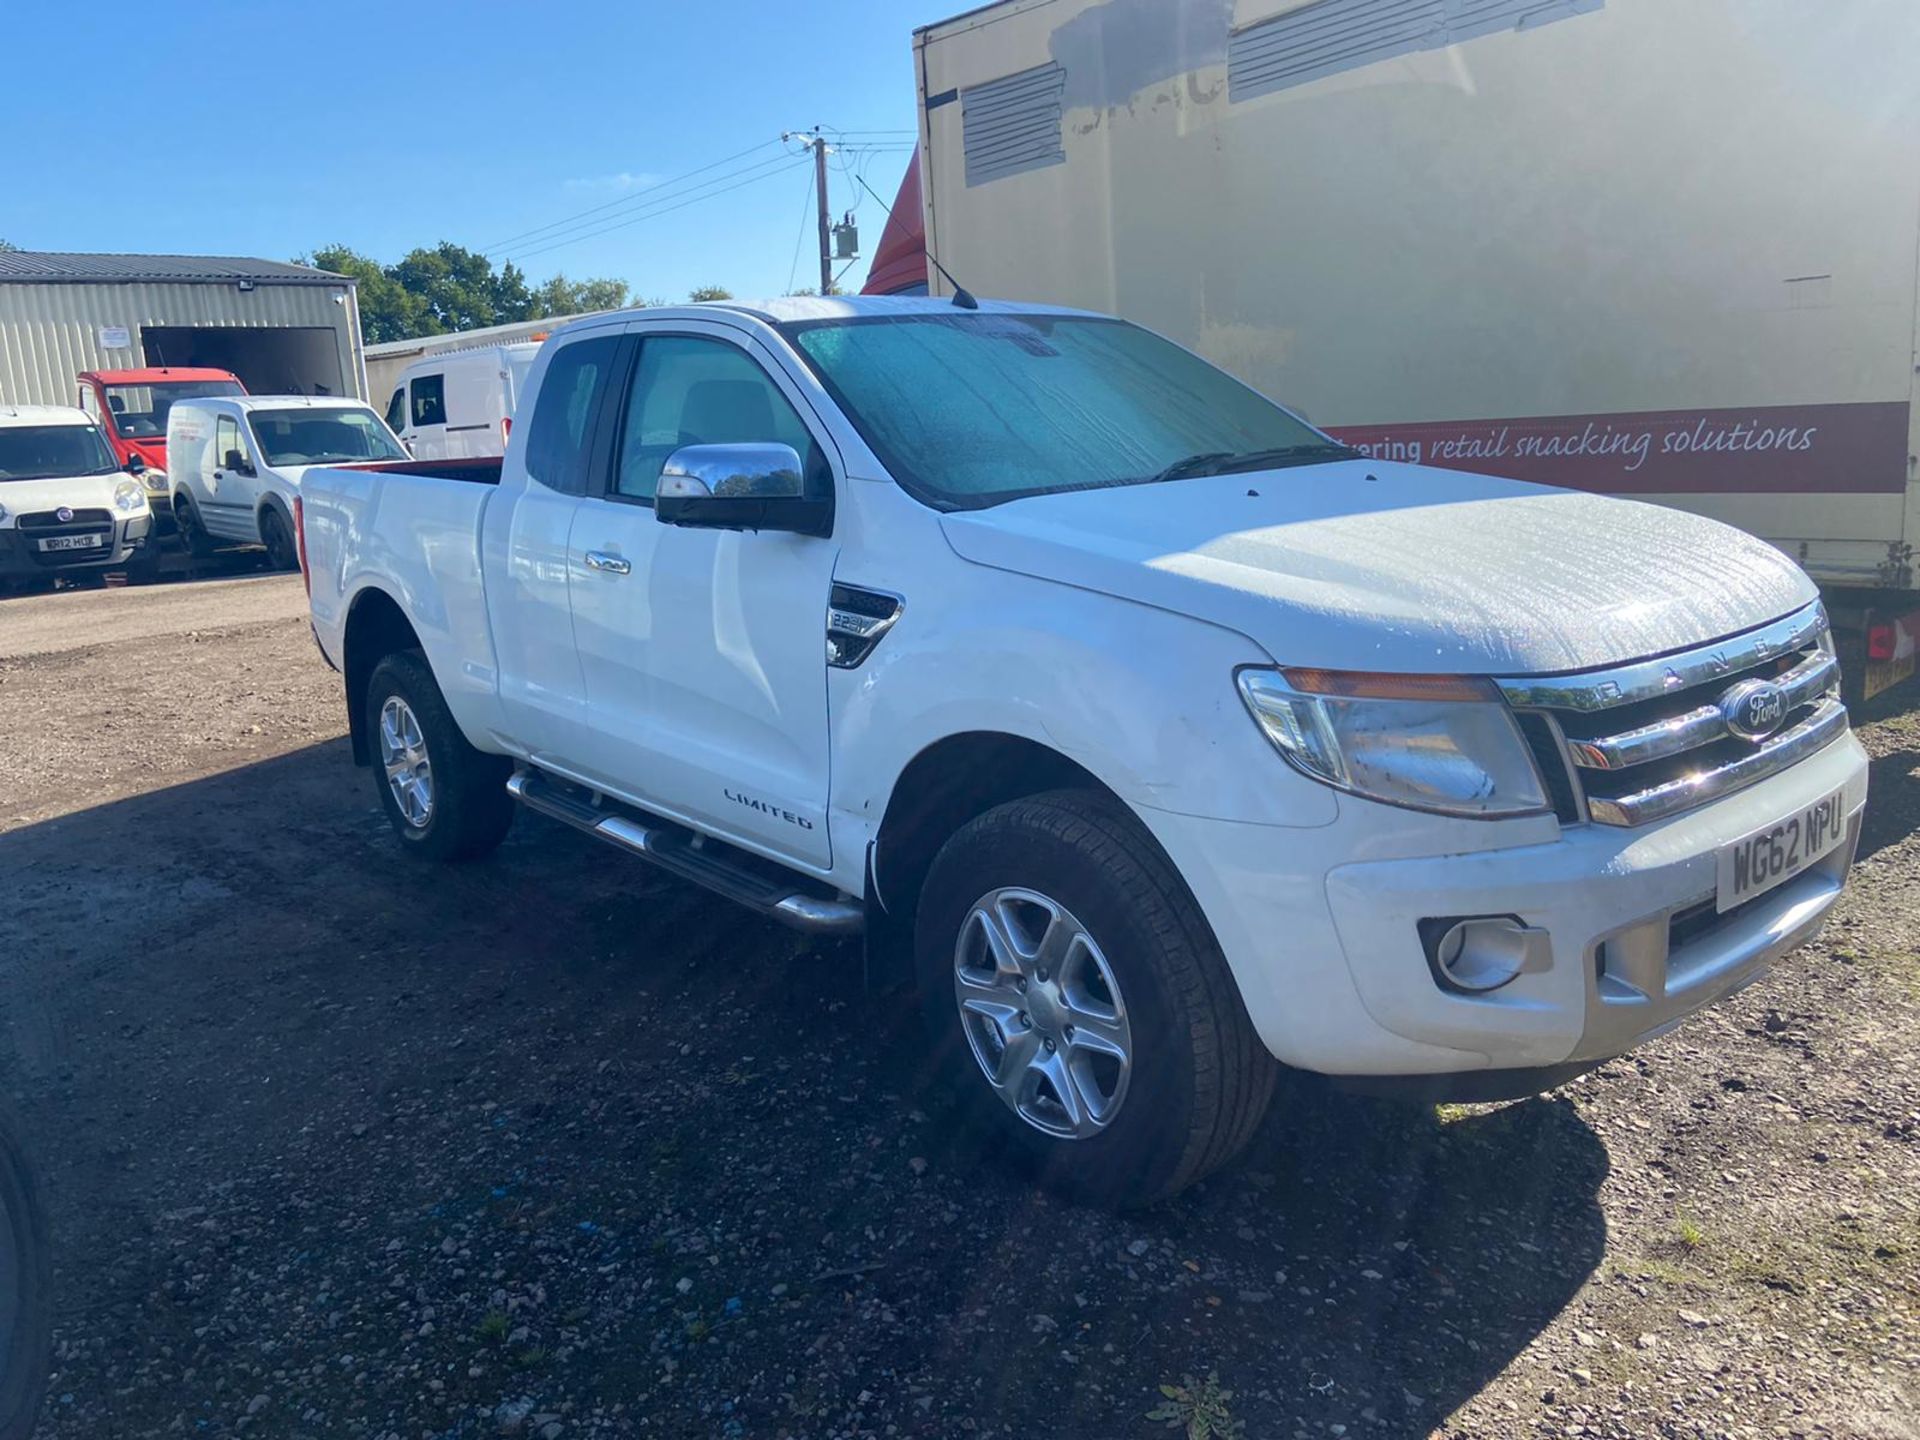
[
  {"x1": 173, "y1": 493, "x2": 218, "y2": 559},
  {"x1": 915, "y1": 790, "x2": 1276, "y2": 1206},
  {"x1": 365, "y1": 650, "x2": 515, "y2": 862},
  {"x1": 260, "y1": 505, "x2": 299, "y2": 572}
]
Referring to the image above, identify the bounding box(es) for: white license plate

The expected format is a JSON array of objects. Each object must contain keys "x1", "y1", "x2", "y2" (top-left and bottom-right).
[
  {"x1": 37, "y1": 533, "x2": 104, "y2": 552},
  {"x1": 1716, "y1": 785, "x2": 1850, "y2": 912}
]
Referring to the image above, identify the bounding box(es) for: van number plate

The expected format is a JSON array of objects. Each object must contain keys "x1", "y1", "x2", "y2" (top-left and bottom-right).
[
  {"x1": 1716, "y1": 786, "x2": 1849, "y2": 912},
  {"x1": 38, "y1": 533, "x2": 104, "y2": 552}
]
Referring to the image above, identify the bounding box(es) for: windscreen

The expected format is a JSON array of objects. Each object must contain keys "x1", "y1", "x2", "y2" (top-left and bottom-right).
[
  {"x1": 246, "y1": 407, "x2": 408, "y2": 467},
  {"x1": 0, "y1": 423, "x2": 119, "y2": 482},
  {"x1": 103, "y1": 380, "x2": 244, "y2": 439},
  {"x1": 781, "y1": 312, "x2": 1333, "y2": 508}
]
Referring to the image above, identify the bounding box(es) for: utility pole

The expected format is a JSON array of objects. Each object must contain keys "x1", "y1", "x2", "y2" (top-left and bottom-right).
[
  {"x1": 784, "y1": 127, "x2": 835, "y2": 294},
  {"x1": 812, "y1": 127, "x2": 833, "y2": 295}
]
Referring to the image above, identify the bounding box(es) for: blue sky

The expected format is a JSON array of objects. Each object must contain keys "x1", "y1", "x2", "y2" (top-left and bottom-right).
[{"x1": 5, "y1": 0, "x2": 954, "y2": 301}]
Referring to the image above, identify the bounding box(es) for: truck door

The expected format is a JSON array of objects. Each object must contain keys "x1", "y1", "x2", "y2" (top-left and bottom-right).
[
  {"x1": 384, "y1": 384, "x2": 408, "y2": 451},
  {"x1": 408, "y1": 372, "x2": 449, "y2": 459},
  {"x1": 483, "y1": 332, "x2": 623, "y2": 762},
  {"x1": 564, "y1": 321, "x2": 839, "y2": 870},
  {"x1": 205, "y1": 412, "x2": 260, "y2": 540}
]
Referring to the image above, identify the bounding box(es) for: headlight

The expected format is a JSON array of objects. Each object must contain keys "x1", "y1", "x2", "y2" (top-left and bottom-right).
[
  {"x1": 113, "y1": 479, "x2": 146, "y2": 513},
  {"x1": 142, "y1": 467, "x2": 169, "y2": 493},
  {"x1": 0, "y1": 502, "x2": 8, "y2": 523},
  {"x1": 1236, "y1": 668, "x2": 1549, "y2": 818}
]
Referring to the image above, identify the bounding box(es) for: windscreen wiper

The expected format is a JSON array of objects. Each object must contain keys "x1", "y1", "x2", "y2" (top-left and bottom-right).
[
  {"x1": 1213, "y1": 442, "x2": 1363, "y2": 474},
  {"x1": 1145, "y1": 443, "x2": 1361, "y2": 486},
  {"x1": 1147, "y1": 451, "x2": 1238, "y2": 484}
]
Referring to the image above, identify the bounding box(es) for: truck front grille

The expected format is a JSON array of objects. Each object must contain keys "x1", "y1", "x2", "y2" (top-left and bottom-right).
[{"x1": 1497, "y1": 604, "x2": 1845, "y2": 827}]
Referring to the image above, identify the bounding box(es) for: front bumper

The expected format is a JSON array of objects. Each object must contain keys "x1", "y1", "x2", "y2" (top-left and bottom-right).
[
  {"x1": 1140, "y1": 730, "x2": 1869, "y2": 1083},
  {"x1": 0, "y1": 513, "x2": 150, "y2": 579}
]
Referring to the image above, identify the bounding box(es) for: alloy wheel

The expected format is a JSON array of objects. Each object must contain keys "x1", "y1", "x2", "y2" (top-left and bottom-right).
[{"x1": 952, "y1": 887, "x2": 1133, "y2": 1139}]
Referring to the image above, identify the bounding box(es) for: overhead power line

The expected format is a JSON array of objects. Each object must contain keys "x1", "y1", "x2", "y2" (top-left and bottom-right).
[
  {"x1": 481, "y1": 138, "x2": 783, "y2": 254},
  {"x1": 504, "y1": 157, "x2": 810, "y2": 264}
]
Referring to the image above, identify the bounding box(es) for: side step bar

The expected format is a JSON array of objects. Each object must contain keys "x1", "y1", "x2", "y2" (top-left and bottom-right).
[{"x1": 506, "y1": 769, "x2": 864, "y2": 937}]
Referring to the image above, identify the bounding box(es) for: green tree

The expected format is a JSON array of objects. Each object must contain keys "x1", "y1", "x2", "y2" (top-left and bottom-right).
[
  {"x1": 302, "y1": 243, "x2": 630, "y2": 341},
  {"x1": 529, "y1": 274, "x2": 631, "y2": 319},
  {"x1": 687, "y1": 285, "x2": 733, "y2": 302},
  {"x1": 0, "y1": 239, "x2": 18, "y2": 252},
  {"x1": 303, "y1": 244, "x2": 430, "y2": 344}
]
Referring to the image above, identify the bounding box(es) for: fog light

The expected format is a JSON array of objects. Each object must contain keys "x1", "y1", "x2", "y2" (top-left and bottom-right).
[{"x1": 1420, "y1": 915, "x2": 1551, "y2": 994}]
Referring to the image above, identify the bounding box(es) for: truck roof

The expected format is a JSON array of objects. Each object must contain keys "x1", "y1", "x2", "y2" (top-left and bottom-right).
[
  {"x1": 78, "y1": 366, "x2": 241, "y2": 385},
  {"x1": 555, "y1": 294, "x2": 1103, "y2": 338},
  {"x1": 0, "y1": 403, "x2": 93, "y2": 429}
]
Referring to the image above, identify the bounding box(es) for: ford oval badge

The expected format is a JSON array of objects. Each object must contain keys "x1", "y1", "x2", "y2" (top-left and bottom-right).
[{"x1": 1720, "y1": 678, "x2": 1786, "y2": 742}]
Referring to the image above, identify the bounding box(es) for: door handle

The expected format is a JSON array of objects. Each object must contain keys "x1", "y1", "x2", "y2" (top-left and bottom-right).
[{"x1": 583, "y1": 550, "x2": 631, "y2": 575}]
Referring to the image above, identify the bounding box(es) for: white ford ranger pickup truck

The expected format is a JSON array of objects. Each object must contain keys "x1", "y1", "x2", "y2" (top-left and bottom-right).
[{"x1": 300, "y1": 297, "x2": 1868, "y2": 1204}]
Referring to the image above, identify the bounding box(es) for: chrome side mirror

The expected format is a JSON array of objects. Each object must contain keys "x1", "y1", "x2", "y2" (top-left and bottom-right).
[{"x1": 655, "y1": 443, "x2": 829, "y2": 536}]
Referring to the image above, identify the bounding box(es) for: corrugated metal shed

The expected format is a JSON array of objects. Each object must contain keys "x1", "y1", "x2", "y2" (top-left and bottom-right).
[
  {"x1": 0, "y1": 252, "x2": 345, "y2": 284},
  {"x1": 0, "y1": 252, "x2": 364, "y2": 405}
]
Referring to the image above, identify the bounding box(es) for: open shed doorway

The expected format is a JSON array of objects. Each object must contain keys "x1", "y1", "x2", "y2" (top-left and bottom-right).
[{"x1": 141, "y1": 326, "x2": 344, "y2": 397}]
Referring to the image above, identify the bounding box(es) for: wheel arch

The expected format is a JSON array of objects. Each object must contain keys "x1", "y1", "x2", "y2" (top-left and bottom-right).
[
  {"x1": 872, "y1": 730, "x2": 1125, "y2": 919},
  {"x1": 342, "y1": 586, "x2": 424, "y2": 766}
]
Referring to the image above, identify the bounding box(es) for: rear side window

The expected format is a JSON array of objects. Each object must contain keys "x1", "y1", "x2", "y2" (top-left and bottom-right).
[
  {"x1": 613, "y1": 336, "x2": 826, "y2": 502},
  {"x1": 410, "y1": 374, "x2": 447, "y2": 428},
  {"x1": 522, "y1": 336, "x2": 621, "y2": 495},
  {"x1": 385, "y1": 387, "x2": 406, "y2": 434}
]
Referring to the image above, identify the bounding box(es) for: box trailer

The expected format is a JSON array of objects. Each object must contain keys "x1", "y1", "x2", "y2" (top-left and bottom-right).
[{"x1": 911, "y1": 0, "x2": 1920, "y2": 699}]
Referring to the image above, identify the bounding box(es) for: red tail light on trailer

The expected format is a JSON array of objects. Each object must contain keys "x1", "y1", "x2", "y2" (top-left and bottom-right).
[
  {"x1": 1867, "y1": 623, "x2": 1895, "y2": 662},
  {"x1": 294, "y1": 495, "x2": 311, "y2": 596}
]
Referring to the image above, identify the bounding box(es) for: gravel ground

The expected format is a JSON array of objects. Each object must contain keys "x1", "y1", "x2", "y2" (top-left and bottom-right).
[{"x1": 0, "y1": 575, "x2": 1914, "y2": 1439}]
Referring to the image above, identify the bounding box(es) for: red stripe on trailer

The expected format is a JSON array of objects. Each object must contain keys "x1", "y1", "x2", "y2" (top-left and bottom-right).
[{"x1": 1327, "y1": 401, "x2": 1909, "y2": 495}]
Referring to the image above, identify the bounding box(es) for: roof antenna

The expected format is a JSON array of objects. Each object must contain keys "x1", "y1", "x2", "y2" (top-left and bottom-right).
[
  {"x1": 854, "y1": 171, "x2": 978, "y2": 310},
  {"x1": 924, "y1": 253, "x2": 979, "y2": 310}
]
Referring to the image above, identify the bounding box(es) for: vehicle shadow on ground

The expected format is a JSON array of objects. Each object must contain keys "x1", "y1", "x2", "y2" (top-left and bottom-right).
[{"x1": 1, "y1": 740, "x2": 1606, "y2": 1438}]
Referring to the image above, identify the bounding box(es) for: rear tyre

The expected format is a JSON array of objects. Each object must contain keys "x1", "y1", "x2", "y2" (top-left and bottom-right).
[
  {"x1": 260, "y1": 506, "x2": 299, "y2": 572},
  {"x1": 914, "y1": 789, "x2": 1276, "y2": 1207},
  {"x1": 365, "y1": 650, "x2": 515, "y2": 862},
  {"x1": 173, "y1": 493, "x2": 218, "y2": 559}
]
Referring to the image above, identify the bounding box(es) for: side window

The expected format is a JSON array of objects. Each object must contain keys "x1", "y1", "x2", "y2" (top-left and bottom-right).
[
  {"x1": 410, "y1": 373, "x2": 447, "y2": 428},
  {"x1": 613, "y1": 335, "x2": 826, "y2": 502},
  {"x1": 214, "y1": 414, "x2": 249, "y2": 468},
  {"x1": 385, "y1": 386, "x2": 407, "y2": 434},
  {"x1": 78, "y1": 387, "x2": 100, "y2": 421},
  {"x1": 522, "y1": 335, "x2": 622, "y2": 496}
]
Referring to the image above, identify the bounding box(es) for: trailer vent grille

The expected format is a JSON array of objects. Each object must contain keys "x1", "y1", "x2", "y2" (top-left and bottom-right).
[
  {"x1": 962, "y1": 63, "x2": 1067, "y2": 187},
  {"x1": 1229, "y1": 0, "x2": 1602, "y2": 104}
]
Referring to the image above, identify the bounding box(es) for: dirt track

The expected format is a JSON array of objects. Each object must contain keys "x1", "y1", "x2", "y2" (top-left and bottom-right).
[{"x1": 0, "y1": 574, "x2": 1915, "y2": 1438}]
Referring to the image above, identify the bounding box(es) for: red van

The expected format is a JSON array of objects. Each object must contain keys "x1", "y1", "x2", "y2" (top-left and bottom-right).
[{"x1": 76, "y1": 367, "x2": 246, "y2": 534}]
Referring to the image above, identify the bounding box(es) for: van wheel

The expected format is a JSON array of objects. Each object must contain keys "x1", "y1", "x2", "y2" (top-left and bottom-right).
[
  {"x1": 365, "y1": 650, "x2": 515, "y2": 861},
  {"x1": 173, "y1": 494, "x2": 218, "y2": 559},
  {"x1": 260, "y1": 507, "x2": 299, "y2": 571},
  {"x1": 914, "y1": 790, "x2": 1276, "y2": 1206}
]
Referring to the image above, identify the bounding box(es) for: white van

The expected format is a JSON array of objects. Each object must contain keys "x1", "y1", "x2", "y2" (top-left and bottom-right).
[
  {"x1": 166, "y1": 397, "x2": 406, "y2": 569},
  {"x1": 383, "y1": 344, "x2": 539, "y2": 461},
  {"x1": 0, "y1": 405, "x2": 151, "y2": 588}
]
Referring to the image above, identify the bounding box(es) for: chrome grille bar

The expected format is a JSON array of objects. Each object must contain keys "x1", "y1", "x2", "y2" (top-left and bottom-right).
[
  {"x1": 1494, "y1": 605, "x2": 1827, "y2": 714},
  {"x1": 1566, "y1": 648, "x2": 1839, "y2": 772},
  {"x1": 1496, "y1": 601, "x2": 1846, "y2": 827},
  {"x1": 1584, "y1": 698, "x2": 1849, "y2": 826}
]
